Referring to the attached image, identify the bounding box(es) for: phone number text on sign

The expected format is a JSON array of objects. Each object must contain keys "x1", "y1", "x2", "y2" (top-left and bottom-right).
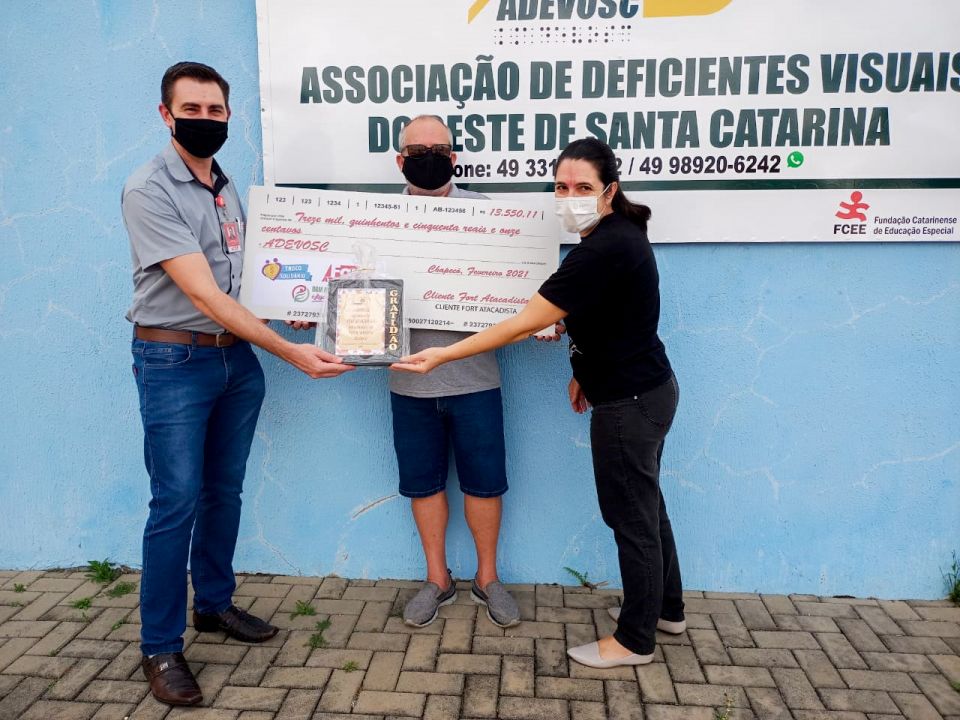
[{"x1": 238, "y1": 187, "x2": 561, "y2": 331}]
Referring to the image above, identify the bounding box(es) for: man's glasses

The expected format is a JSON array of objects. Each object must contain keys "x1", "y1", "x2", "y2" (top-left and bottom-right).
[{"x1": 401, "y1": 144, "x2": 453, "y2": 158}]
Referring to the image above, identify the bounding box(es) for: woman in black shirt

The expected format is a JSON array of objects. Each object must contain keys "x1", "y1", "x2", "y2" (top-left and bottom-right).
[{"x1": 392, "y1": 138, "x2": 684, "y2": 669}]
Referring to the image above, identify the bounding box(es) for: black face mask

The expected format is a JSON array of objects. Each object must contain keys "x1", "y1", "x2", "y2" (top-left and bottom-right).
[
  {"x1": 171, "y1": 117, "x2": 228, "y2": 158},
  {"x1": 402, "y1": 152, "x2": 455, "y2": 191}
]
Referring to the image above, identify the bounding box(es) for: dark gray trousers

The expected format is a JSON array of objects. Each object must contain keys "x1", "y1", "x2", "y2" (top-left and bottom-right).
[{"x1": 589, "y1": 374, "x2": 683, "y2": 654}]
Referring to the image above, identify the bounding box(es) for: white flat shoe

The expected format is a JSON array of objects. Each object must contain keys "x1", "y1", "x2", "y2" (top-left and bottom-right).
[
  {"x1": 566, "y1": 641, "x2": 654, "y2": 668},
  {"x1": 607, "y1": 607, "x2": 687, "y2": 634}
]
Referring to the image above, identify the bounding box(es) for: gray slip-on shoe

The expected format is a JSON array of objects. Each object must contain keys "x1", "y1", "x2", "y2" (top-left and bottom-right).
[
  {"x1": 567, "y1": 640, "x2": 654, "y2": 668},
  {"x1": 471, "y1": 578, "x2": 521, "y2": 628},
  {"x1": 403, "y1": 570, "x2": 456, "y2": 627},
  {"x1": 607, "y1": 606, "x2": 687, "y2": 634}
]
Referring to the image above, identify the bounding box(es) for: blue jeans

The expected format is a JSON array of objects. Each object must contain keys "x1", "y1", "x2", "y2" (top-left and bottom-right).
[
  {"x1": 132, "y1": 336, "x2": 265, "y2": 655},
  {"x1": 391, "y1": 389, "x2": 508, "y2": 498},
  {"x1": 589, "y1": 374, "x2": 683, "y2": 655}
]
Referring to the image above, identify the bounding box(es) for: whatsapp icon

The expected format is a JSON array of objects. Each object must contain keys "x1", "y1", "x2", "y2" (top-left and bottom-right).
[{"x1": 787, "y1": 151, "x2": 805, "y2": 168}]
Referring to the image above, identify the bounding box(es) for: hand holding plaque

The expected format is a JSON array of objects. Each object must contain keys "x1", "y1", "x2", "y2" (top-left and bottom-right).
[{"x1": 319, "y1": 243, "x2": 408, "y2": 366}]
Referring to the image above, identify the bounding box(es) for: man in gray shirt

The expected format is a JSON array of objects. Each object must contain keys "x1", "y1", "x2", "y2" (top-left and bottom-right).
[
  {"x1": 391, "y1": 116, "x2": 520, "y2": 629},
  {"x1": 122, "y1": 62, "x2": 352, "y2": 707}
]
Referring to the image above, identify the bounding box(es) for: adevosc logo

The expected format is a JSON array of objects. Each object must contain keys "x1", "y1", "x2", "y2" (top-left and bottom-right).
[{"x1": 468, "y1": 0, "x2": 734, "y2": 22}]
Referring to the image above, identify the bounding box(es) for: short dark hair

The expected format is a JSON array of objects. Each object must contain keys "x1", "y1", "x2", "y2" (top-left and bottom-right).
[
  {"x1": 161, "y1": 61, "x2": 230, "y2": 110},
  {"x1": 556, "y1": 138, "x2": 651, "y2": 230}
]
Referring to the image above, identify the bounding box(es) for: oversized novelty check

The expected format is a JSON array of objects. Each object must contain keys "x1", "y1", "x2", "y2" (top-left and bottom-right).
[{"x1": 239, "y1": 187, "x2": 560, "y2": 332}]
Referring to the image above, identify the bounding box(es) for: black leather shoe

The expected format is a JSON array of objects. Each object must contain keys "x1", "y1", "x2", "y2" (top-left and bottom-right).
[
  {"x1": 193, "y1": 604, "x2": 279, "y2": 643},
  {"x1": 141, "y1": 652, "x2": 202, "y2": 706}
]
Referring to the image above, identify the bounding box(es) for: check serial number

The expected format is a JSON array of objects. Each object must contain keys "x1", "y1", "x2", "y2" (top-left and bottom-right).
[{"x1": 407, "y1": 317, "x2": 455, "y2": 327}]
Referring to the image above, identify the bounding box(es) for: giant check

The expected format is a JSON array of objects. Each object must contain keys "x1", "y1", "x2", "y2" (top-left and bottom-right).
[{"x1": 238, "y1": 187, "x2": 560, "y2": 331}]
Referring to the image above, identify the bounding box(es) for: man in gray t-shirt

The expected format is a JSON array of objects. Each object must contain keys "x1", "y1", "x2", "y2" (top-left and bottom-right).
[{"x1": 390, "y1": 116, "x2": 520, "y2": 629}]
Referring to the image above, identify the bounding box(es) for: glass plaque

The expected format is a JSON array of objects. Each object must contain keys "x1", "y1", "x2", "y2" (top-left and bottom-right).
[{"x1": 324, "y1": 278, "x2": 404, "y2": 365}]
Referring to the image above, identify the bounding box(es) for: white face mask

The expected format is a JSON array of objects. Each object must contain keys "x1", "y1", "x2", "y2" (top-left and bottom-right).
[{"x1": 554, "y1": 184, "x2": 610, "y2": 234}]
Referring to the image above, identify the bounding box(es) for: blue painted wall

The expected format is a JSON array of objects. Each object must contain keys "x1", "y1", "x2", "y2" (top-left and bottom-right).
[{"x1": 1, "y1": 1, "x2": 957, "y2": 599}]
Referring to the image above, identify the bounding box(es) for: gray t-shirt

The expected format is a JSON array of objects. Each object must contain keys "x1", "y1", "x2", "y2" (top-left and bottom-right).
[
  {"x1": 389, "y1": 184, "x2": 501, "y2": 398},
  {"x1": 122, "y1": 143, "x2": 246, "y2": 334}
]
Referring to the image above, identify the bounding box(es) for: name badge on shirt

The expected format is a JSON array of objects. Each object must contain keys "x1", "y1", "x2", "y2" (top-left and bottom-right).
[{"x1": 221, "y1": 220, "x2": 243, "y2": 253}]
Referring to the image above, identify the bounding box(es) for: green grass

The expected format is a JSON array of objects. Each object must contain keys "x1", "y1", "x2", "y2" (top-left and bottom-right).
[
  {"x1": 563, "y1": 566, "x2": 609, "y2": 590},
  {"x1": 943, "y1": 551, "x2": 960, "y2": 606},
  {"x1": 563, "y1": 566, "x2": 589, "y2": 586},
  {"x1": 290, "y1": 600, "x2": 317, "y2": 618},
  {"x1": 86, "y1": 559, "x2": 122, "y2": 584},
  {"x1": 342, "y1": 660, "x2": 360, "y2": 673},
  {"x1": 70, "y1": 597, "x2": 92, "y2": 610},
  {"x1": 12, "y1": 584, "x2": 25, "y2": 593},
  {"x1": 714, "y1": 693, "x2": 735, "y2": 720},
  {"x1": 110, "y1": 620, "x2": 124, "y2": 632},
  {"x1": 105, "y1": 581, "x2": 137, "y2": 599},
  {"x1": 306, "y1": 618, "x2": 332, "y2": 649},
  {"x1": 951, "y1": 679, "x2": 960, "y2": 693}
]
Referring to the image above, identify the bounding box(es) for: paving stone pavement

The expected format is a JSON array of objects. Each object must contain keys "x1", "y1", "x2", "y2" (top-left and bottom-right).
[{"x1": 1, "y1": 570, "x2": 959, "y2": 719}]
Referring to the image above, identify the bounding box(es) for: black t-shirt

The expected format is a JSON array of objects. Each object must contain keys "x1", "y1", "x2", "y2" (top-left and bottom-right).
[{"x1": 538, "y1": 212, "x2": 672, "y2": 405}]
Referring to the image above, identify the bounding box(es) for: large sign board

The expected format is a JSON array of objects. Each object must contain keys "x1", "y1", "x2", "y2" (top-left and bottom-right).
[{"x1": 257, "y1": 0, "x2": 960, "y2": 242}]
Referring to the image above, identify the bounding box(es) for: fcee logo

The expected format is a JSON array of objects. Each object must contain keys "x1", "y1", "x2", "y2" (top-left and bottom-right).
[
  {"x1": 834, "y1": 191, "x2": 870, "y2": 236},
  {"x1": 468, "y1": 0, "x2": 734, "y2": 22}
]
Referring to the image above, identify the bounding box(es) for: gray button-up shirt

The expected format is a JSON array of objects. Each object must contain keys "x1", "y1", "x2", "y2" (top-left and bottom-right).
[{"x1": 122, "y1": 143, "x2": 245, "y2": 333}]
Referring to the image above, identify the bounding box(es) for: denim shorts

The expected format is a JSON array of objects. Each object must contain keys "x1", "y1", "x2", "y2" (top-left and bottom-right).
[{"x1": 390, "y1": 388, "x2": 508, "y2": 498}]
